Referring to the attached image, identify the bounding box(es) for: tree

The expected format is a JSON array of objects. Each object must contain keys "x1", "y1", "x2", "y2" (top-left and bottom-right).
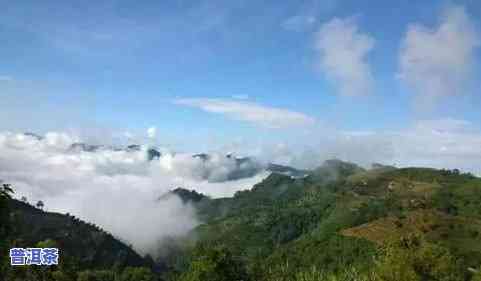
[
  {"x1": 179, "y1": 244, "x2": 250, "y2": 281},
  {"x1": 0, "y1": 183, "x2": 13, "y2": 199},
  {"x1": 0, "y1": 183, "x2": 13, "y2": 278},
  {"x1": 36, "y1": 239, "x2": 58, "y2": 249},
  {"x1": 51, "y1": 270, "x2": 74, "y2": 281},
  {"x1": 373, "y1": 235, "x2": 463, "y2": 281},
  {"x1": 36, "y1": 200, "x2": 44, "y2": 210},
  {"x1": 472, "y1": 267, "x2": 481, "y2": 281},
  {"x1": 77, "y1": 270, "x2": 115, "y2": 281},
  {"x1": 21, "y1": 196, "x2": 28, "y2": 203},
  {"x1": 120, "y1": 267, "x2": 156, "y2": 281}
]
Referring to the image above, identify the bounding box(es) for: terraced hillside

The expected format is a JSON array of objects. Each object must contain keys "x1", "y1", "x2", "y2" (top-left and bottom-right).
[{"x1": 165, "y1": 161, "x2": 481, "y2": 281}]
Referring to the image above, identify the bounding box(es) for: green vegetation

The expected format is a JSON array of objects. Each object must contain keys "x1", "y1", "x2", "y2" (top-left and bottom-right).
[
  {"x1": 166, "y1": 162, "x2": 481, "y2": 281},
  {"x1": 177, "y1": 244, "x2": 250, "y2": 281},
  {"x1": 1, "y1": 182, "x2": 14, "y2": 277},
  {"x1": 1, "y1": 183, "x2": 160, "y2": 281},
  {"x1": 2, "y1": 160, "x2": 481, "y2": 280}
]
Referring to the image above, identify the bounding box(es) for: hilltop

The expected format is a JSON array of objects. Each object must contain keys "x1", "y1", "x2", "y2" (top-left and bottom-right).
[{"x1": 163, "y1": 160, "x2": 481, "y2": 281}]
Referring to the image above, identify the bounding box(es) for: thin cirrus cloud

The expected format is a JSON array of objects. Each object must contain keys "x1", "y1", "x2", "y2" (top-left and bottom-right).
[
  {"x1": 173, "y1": 98, "x2": 316, "y2": 129},
  {"x1": 398, "y1": 5, "x2": 480, "y2": 103},
  {"x1": 315, "y1": 17, "x2": 375, "y2": 97},
  {"x1": 282, "y1": 15, "x2": 317, "y2": 32}
]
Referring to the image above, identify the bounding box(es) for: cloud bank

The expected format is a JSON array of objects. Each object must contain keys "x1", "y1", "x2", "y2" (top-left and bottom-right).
[
  {"x1": 260, "y1": 118, "x2": 481, "y2": 176},
  {"x1": 174, "y1": 98, "x2": 316, "y2": 129},
  {"x1": 315, "y1": 17, "x2": 375, "y2": 96},
  {"x1": 2, "y1": 118, "x2": 481, "y2": 255},
  {"x1": 0, "y1": 132, "x2": 268, "y2": 256},
  {"x1": 398, "y1": 5, "x2": 480, "y2": 103}
]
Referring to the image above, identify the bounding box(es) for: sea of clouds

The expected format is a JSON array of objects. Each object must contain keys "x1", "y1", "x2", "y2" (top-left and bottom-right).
[
  {"x1": 1, "y1": 119, "x2": 481, "y2": 256},
  {"x1": 0, "y1": 131, "x2": 269, "y2": 255}
]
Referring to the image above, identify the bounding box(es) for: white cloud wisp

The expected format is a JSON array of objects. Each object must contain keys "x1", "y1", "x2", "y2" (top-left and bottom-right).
[{"x1": 174, "y1": 98, "x2": 316, "y2": 129}]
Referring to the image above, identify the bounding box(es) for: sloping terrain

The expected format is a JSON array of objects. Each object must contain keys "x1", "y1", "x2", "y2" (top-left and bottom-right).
[
  {"x1": 166, "y1": 161, "x2": 481, "y2": 280},
  {"x1": 341, "y1": 209, "x2": 481, "y2": 265},
  {"x1": 8, "y1": 199, "x2": 153, "y2": 270},
  {"x1": 2, "y1": 160, "x2": 481, "y2": 281}
]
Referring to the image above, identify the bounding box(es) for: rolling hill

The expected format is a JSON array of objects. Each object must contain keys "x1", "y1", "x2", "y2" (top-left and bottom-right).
[
  {"x1": 162, "y1": 161, "x2": 481, "y2": 281},
  {"x1": 2, "y1": 159, "x2": 481, "y2": 281}
]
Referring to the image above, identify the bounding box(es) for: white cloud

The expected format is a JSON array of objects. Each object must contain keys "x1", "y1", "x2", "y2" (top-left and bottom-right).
[
  {"x1": 2, "y1": 118, "x2": 481, "y2": 257},
  {"x1": 387, "y1": 119, "x2": 481, "y2": 174},
  {"x1": 147, "y1": 127, "x2": 157, "y2": 139},
  {"x1": 0, "y1": 132, "x2": 268, "y2": 256},
  {"x1": 414, "y1": 118, "x2": 473, "y2": 134},
  {"x1": 260, "y1": 118, "x2": 481, "y2": 176},
  {"x1": 282, "y1": 0, "x2": 337, "y2": 32},
  {"x1": 282, "y1": 15, "x2": 317, "y2": 32},
  {"x1": 174, "y1": 98, "x2": 316, "y2": 129},
  {"x1": 398, "y1": 5, "x2": 480, "y2": 102},
  {"x1": 315, "y1": 17, "x2": 375, "y2": 96}
]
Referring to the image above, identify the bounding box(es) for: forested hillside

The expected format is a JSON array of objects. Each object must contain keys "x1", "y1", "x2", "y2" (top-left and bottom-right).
[
  {"x1": 163, "y1": 161, "x2": 481, "y2": 281},
  {"x1": 2, "y1": 160, "x2": 481, "y2": 281},
  {"x1": 0, "y1": 183, "x2": 159, "y2": 281}
]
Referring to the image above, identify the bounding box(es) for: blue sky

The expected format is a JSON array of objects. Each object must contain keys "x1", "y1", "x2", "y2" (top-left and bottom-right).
[{"x1": 1, "y1": 0, "x2": 481, "y2": 154}]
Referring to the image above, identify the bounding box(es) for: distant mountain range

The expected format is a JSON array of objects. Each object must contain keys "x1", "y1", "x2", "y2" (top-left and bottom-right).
[
  {"x1": 24, "y1": 132, "x2": 307, "y2": 181},
  {"x1": 67, "y1": 139, "x2": 308, "y2": 181}
]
